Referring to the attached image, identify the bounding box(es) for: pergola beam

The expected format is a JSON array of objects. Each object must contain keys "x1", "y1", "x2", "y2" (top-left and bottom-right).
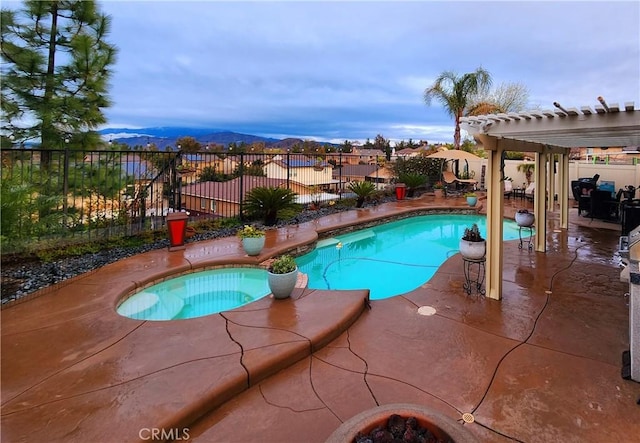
[{"x1": 463, "y1": 104, "x2": 639, "y2": 149}]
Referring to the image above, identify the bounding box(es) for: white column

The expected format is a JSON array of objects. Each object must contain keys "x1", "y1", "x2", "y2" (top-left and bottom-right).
[
  {"x1": 485, "y1": 148, "x2": 504, "y2": 300},
  {"x1": 629, "y1": 269, "x2": 640, "y2": 382},
  {"x1": 559, "y1": 154, "x2": 569, "y2": 228},
  {"x1": 534, "y1": 152, "x2": 547, "y2": 252},
  {"x1": 547, "y1": 153, "x2": 555, "y2": 212}
]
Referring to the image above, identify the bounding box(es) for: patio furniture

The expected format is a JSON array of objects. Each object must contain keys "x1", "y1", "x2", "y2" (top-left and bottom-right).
[
  {"x1": 588, "y1": 189, "x2": 623, "y2": 221},
  {"x1": 512, "y1": 187, "x2": 526, "y2": 200},
  {"x1": 524, "y1": 182, "x2": 536, "y2": 201},
  {"x1": 442, "y1": 170, "x2": 477, "y2": 194},
  {"x1": 572, "y1": 175, "x2": 600, "y2": 215},
  {"x1": 504, "y1": 180, "x2": 513, "y2": 199},
  {"x1": 621, "y1": 199, "x2": 640, "y2": 235}
]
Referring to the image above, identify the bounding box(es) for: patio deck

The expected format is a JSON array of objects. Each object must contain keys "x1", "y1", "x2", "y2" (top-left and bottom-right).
[{"x1": 1, "y1": 194, "x2": 638, "y2": 443}]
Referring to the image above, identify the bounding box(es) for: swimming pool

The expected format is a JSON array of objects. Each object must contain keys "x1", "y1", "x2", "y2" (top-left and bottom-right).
[
  {"x1": 296, "y1": 214, "x2": 526, "y2": 300},
  {"x1": 117, "y1": 268, "x2": 270, "y2": 321},
  {"x1": 118, "y1": 214, "x2": 528, "y2": 320}
]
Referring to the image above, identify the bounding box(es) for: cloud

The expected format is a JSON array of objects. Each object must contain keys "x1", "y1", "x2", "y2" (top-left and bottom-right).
[{"x1": 8, "y1": 0, "x2": 638, "y2": 144}]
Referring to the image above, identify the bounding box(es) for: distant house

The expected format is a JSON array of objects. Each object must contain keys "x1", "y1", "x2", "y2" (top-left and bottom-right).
[
  {"x1": 351, "y1": 148, "x2": 386, "y2": 165},
  {"x1": 180, "y1": 153, "x2": 243, "y2": 181},
  {"x1": 264, "y1": 157, "x2": 338, "y2": 189},
  {"x1": 76, "y1": 153, "x2": 164, "y2": 221},
  {"x1": 581, "y1": 146, "x2": 640, "y2": 163},
  {"x1": 323, "y1": 148, "x2": 386, "y2": 166},
  {"x1": 180, "y1": 176, "x2": 310, "y2": 218},
  {"x1": 394, "y1": 148, "x2": 423, "y2": 159},
  {"x1": 333, "y1": 164, "x2": 376, "y2": 183},
  {"x1": 332, "y1": 164, "x2": 394, "y2": 190}
]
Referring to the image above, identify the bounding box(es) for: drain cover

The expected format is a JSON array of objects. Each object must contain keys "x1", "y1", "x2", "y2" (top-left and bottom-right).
[
  {"x1": 417, "y1": 306, "x2": 437, "y2": 316},
  {"x1": 462, "y1": 413, "x2": 475, "y2": 423}
]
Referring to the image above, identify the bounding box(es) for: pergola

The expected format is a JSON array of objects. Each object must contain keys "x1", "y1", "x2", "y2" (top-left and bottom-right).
[{"x1": 460, "y1": 98, "x2": 640, "y2": 300}]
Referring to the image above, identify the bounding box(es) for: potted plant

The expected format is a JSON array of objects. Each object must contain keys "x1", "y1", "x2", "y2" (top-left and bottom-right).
[
  {"x1": 267, "y1": 255, "x2": 298, "y2": 299},
  {"x1": 432, "y1": 181, "x2": 445, "y2": 198},
  {"x1": 459, "y1": 223, "x2": 486, "y2": 260},
  {"x1": 464, "y1": 191, "x2": 478, "y2": 207},
  {"x1": 515, "y1": 209, "x2": 535, "y2": 227},
  {"x1": 237, "y1": 225, "x2": 266, "y2": 256}
]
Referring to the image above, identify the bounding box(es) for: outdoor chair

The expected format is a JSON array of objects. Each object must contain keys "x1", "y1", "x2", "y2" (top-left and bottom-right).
[
  {"x1": 589, "y1": 188, "x2": 623, "y2": 221},
  {"x1": 504, "y1": 180, "x2": 513, "y2": 199},
  {"x1": 442, "y1": 170, "x2": 477, "y2": 195},
  {"x1": 524, "y1": 182, "x2": 535, "y2": 201}
]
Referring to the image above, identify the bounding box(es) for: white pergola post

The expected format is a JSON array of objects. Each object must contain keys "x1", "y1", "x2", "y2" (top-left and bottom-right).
[
  {"x1": 559, "y1": 153, "x2": 569, "y2": 229},
  {"x1": 485, "y1": 147, "x2": 504, "y2": 300},
  {"x1": 547, "y1": 153, "x2": 555, "y2": 212},
  {"x1": 534, "y1": 152, "x2": 547, "y2": 252}
]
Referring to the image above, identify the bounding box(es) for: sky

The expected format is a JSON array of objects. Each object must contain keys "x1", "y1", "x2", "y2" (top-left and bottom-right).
[{"x1": 8, "y1": 0, "x2": 640, "y2": 145}]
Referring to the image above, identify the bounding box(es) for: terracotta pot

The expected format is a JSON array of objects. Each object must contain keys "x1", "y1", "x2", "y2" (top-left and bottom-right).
[{"x1": 434, "y1": 189, "x2": 444, "y2": 198}]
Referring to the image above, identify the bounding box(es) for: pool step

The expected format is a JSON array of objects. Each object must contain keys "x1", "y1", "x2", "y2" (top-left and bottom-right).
[{"x1": 296, "y1": 271, "x2": 308, "y2": 289}]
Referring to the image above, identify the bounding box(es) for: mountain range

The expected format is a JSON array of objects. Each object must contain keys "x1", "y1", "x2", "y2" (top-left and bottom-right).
[{"x1": 99, "y1": 127, "x2": 331, "y2": 150}]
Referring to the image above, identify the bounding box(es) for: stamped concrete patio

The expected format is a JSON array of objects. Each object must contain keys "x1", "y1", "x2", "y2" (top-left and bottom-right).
[{"x1": 2, "y1": 194, "x2": 638, "y2": 443}]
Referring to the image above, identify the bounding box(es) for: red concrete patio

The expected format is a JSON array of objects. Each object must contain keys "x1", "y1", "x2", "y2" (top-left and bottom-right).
[{"x1": 1, "y1": 194, "x2": 638, "y2": 443}]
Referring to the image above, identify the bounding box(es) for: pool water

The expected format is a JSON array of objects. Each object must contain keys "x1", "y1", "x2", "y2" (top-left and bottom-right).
[
  {"x1": 118, "y1": 214, "x2": 530, "y2": 320},
  {"x1": 296, "y1": 214, "x2": 527, "y2": 300},
  {"x1": 117, "y1": 268, "x2": 270, "y2": 320}
]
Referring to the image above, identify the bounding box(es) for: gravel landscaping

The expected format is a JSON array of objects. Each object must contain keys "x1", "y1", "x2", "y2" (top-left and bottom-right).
[{"x1": 1, "y1": 198, "x2": 397, "y2": 305}]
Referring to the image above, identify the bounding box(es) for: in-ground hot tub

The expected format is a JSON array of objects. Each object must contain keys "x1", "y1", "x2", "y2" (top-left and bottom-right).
[{"x1": 117, "y1": 267, "x2": 270, "y2": 321}]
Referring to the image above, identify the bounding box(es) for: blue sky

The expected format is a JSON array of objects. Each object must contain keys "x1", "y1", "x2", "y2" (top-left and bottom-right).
[{"x1": 11, "y1": 0, "x2": 640, "y2": 144}]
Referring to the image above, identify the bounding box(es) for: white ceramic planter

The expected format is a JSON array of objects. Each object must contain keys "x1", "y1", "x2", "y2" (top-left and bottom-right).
[
  {"x1": 242, "y1": 236, "x2": 265, "y2": 256},
  {"x1": 459, "y1": 239, "x2": 486, "y2": 260},
  {"x1": 268, "y1": 268, "x2": 298, "y2": 299},
  {"x1": 515, "y1": 212, "x2": 535, "y2": 227}
]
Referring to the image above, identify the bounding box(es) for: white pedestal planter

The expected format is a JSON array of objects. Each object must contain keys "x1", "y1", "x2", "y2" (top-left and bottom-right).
[
  {"x1": 515, "y1": 211, "x2": 535, "y2": 227},
  {"x1": 459, "y1": 239, "x2": 486, "y2": 260}
]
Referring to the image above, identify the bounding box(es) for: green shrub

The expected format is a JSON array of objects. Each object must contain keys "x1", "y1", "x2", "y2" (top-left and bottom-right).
[
  {"x1": 244, "y1": 186, "x2": 299, "y2": 226},
  {"x1": 268, "y1": 255, "x2": 297, "y2": 274},
  {"x1": 348, "y1": 181, "x2": 376, "y2": 208},
  {"x1": 398, "y1": 173, "x2": 426, "y2": 197},
  {"x1": 236, "y1": 225, "x2": 265, "y2": 238}
]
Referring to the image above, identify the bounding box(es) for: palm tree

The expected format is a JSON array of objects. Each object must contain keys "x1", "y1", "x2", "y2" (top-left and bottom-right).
[
  {"x1": 424, "y1": 68, "x2": 492, "y2": 150},
  {"x1": 517, "y1": 163, "x2": 535, "y2": 185},
  {"x1": 466, "y1": 101, "x2": 504, "y2": 116}
]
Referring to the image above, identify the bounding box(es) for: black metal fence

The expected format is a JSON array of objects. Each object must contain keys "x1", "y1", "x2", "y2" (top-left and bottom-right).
[{"x1": 1, "y1": 148, "x2": 392, "y2": 254}]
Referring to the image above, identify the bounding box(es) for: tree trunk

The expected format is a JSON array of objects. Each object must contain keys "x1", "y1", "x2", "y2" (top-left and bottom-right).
[{"x1": 41, "y1": 2, "x2": 59, "y2": 170}]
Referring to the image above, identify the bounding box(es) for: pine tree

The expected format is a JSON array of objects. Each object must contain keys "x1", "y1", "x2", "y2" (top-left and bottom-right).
[{"x1": 1, "y1": 0, "x2": 117, "y2": 157}]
